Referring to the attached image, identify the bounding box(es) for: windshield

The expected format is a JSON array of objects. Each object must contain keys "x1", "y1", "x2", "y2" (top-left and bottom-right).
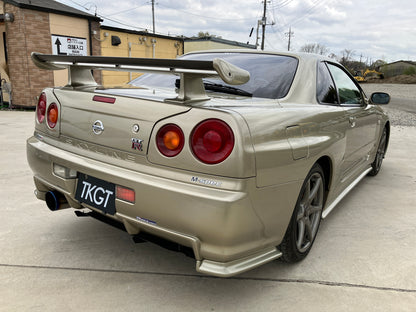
[{"x1": 129, "y1": 53, "x2": 298, "y2": 99}]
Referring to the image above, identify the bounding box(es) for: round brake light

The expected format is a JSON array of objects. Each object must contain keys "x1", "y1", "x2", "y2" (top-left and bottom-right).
[
  {"x1": 191, "y1": 119, "x2": 234, "y2": 164},
  {"x1": 37, "y1": 92, "x2": 47, "y2": 123},
  {"x1": 156, "y1": 124, "x2": 184, "y2": 157},
  {"x1": 47, "y1": 103, "x2": 58, "y2": 128}
]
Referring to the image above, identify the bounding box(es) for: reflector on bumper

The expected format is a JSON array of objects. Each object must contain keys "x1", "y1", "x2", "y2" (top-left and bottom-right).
[
  {"x1": 116, "y1": 185, "x2": 135, "y2": 204},
  {"x1": 53, "y1": 163, "x2": 77, "y2": 179}
]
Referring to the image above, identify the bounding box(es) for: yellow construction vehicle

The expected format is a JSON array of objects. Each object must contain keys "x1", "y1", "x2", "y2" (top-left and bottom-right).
[{"x1": 354, "y1": 69, "x2": 384, "y2": 82}]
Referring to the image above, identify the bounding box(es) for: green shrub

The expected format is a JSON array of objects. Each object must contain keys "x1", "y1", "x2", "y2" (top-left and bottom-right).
[{"x1": 403, "y1": 66, "x2": 416, "y2": 75}]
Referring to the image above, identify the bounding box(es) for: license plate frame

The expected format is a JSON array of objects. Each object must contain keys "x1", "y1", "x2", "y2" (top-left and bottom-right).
[{"x1": 75, "y1": 173, "x2": 116, "y2": 215}]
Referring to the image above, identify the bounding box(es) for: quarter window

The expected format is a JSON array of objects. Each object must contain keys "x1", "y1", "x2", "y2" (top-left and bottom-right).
[
  {"x1": 317, "y1": 62, "x2": 338, "y2": 104},
  {"x1": 327, "y1": 64, "x2": 363, "y2": 105}
]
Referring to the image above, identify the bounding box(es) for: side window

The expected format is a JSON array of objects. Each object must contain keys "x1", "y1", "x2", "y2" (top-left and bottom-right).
[
  {"x1": 317, "y1": 62, "x2": 338, "y2": 104},
  {"x1": 327, "y1": 63, "x2": 363, "y2": 105}
]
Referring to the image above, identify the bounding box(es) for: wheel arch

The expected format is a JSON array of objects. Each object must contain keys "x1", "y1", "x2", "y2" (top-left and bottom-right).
[
  {"x1": 315, "y1": 156, "x2": 332, "y2": 205},
  {"x1": 384, "y1": 121, "x2": 390, "y2": 155}
]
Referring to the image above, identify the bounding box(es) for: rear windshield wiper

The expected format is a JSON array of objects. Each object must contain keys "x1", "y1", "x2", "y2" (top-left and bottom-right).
[{"x1": 203, "y1": 82, "x2": 252, "y2": 97}]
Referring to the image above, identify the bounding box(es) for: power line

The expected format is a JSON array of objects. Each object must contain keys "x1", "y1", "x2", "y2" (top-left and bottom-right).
[
  {"x1": 110, "y1": 1, "x2": 149, "y2": 16},
  {"x1": 284, "y1": 0, "x2": 328, "y2": 28},
  {"x1": 65, "y1": 0, "x2": 156, "y2": 33},
  {"x1": 271, "y1": 0, "x2": 294, "y2": 9},
  {"x1": 157, "y1": 3, "x2": 257, "y2": 21}
]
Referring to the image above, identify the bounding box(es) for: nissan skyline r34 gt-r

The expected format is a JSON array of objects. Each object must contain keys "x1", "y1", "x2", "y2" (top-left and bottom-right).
[{"x1": 27, "y1": 50, "x2": 390, "y2": 277}]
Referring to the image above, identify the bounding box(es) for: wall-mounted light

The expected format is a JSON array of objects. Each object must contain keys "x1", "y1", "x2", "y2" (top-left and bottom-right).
[{"x1": 0, "y1": 13, "x2": 14, "y2": 22}]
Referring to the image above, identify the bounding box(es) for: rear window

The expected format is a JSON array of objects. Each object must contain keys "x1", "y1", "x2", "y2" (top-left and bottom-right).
[{"x1": 130, "y1": 53, "x2": 298, "y2": 99}]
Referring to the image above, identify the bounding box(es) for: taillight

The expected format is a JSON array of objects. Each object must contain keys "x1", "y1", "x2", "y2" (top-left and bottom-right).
[
  {"x1": 47, "y1": 103, "x2": 58, "y2": 128},
  {"x1": 37, "y1": 92, "x2": 47, "y2": 123},
  {"x1": 191, "y1": 119, "x2": 234, "y2": 164},
  {"x1": 156, "y1": 124, "x2": 184, "y2": 157}
]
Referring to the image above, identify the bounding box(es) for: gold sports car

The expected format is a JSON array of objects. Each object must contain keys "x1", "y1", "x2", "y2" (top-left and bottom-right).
[{"x1": 27, "y1": 50, "x2": 390, "y2": 277}]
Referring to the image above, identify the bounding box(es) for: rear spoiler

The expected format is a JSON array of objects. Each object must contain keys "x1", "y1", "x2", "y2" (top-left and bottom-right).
[{"x1": 31, "y1": 53, "x2": 250, "y2": 103}]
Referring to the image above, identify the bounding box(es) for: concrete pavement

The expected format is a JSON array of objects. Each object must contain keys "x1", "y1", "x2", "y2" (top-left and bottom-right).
[{"x1": 0, "y1": 111, "x2": 415, "y2": 311}]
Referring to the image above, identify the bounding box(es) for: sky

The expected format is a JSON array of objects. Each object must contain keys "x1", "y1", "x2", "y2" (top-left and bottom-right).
[{"x1": 57, "y1": 0, "x2": 416, "y2": 63}]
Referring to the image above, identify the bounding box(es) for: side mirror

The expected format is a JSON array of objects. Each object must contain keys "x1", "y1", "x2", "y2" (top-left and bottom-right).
[{"x1": 370, "y1": 92, "x2": 390, "y2": 105}]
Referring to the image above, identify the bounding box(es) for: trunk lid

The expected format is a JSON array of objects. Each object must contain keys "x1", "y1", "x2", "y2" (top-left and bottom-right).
[{"x1": 54, "y1": 88, "x2": 191, "y2": 156}]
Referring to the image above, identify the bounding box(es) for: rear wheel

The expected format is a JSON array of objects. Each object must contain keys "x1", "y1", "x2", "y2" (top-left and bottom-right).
[
  {"x1": 368, "y1": 127, "x2": 387, "y2": 176},
  {"x1": 280, "y1": 163, "x2": 325, "y2": 262}
]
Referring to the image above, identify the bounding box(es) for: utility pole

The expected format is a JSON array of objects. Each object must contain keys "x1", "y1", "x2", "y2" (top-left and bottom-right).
[
  {"x1": 285, "y1": 27, "x2": 294, "y2": 51},
  {"x1": 261, "y1": 0, "x2": 267, "y2": 50},
  {"x1": 151, "y1": 0, "x2": 155, "y2": 34}
]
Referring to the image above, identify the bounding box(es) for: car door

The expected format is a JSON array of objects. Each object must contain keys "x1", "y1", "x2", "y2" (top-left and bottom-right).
[{"x1": 326, "y1": 63, "x2": 378, "y2": 179}]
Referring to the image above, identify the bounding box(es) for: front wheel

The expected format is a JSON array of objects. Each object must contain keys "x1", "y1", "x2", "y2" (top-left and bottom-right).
[
  {"x1": 368, "y1": 127, "x2": 387, "y2": 176},
  {"x1": 280, "y1": 163, "x2": 325, "y2": 262}
]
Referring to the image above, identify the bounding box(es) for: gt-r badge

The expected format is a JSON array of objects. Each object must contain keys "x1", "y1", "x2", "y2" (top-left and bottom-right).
[{"x1": 131, "y1": 138, "x2": 143, "y2": 151}]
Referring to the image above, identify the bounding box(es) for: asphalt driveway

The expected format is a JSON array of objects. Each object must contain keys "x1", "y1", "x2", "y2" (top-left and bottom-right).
[{"x1": 1, "y1": 110, "x2": 415, "y2": 311}]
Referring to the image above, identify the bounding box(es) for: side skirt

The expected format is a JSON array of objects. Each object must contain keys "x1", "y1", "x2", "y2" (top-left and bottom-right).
[{"x1": 322, "y1": 167, "x2": 372, "y2": 219}]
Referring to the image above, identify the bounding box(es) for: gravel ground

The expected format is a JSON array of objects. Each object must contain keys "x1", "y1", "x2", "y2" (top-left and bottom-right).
[
  {"x1": 361, "y1": 83, "x2": 416, "y2": 100},
  {"x1": 382, "y1": 106, "x2": 416, "y2": 127},
  {"x1": 361, "y1": 83, "x2": 416, "y2": 127}
]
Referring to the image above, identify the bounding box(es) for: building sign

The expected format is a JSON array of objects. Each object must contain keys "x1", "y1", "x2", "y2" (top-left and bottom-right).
[{"x1": 51, "y1": 35, "x2": 87, "y2": 56}]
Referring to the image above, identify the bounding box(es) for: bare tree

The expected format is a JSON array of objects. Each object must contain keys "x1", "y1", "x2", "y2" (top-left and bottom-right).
[
  {"x1": 299, "y1": 43, "x2": 329, "y2": 55},
  {"x1": 339, "y1": 49, "x2": 354, "y2": 66}
]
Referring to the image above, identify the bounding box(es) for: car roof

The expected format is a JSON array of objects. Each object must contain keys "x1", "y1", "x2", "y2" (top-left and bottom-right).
[
  {"x1": 183, "y1": 49, "x2": 339, "y2": 104},
  {"x1": 183, "y1": 49, "x2": 336, "y2": 63}
]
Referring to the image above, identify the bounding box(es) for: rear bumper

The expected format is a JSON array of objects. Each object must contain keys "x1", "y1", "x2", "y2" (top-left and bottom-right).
[{"x1": 27, "y1": 135, "x2": 282, "y2": 276}]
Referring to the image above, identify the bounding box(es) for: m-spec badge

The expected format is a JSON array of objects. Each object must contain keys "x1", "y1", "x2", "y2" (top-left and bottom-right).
[
  {"x1": 92, "y1": 120, "x2": 104, "y2": 135},
  {"x1": 191, "y1": 176, "x2": 222, "y2": 187}
]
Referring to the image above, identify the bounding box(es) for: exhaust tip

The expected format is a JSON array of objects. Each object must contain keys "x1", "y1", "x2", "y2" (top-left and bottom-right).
[{"x1": 45, "y1": 191, "x2": 68, "y2": 211}]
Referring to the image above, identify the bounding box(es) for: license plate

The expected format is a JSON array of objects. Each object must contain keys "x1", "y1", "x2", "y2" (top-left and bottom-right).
[{"x1": 75, "y1": 173, "x2": 116, "y2": 215}]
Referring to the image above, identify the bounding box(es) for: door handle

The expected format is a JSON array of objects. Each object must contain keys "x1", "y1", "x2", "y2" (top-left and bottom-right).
[{"x1": 349, "y1": 116, "x2": 356, "y2": 128}]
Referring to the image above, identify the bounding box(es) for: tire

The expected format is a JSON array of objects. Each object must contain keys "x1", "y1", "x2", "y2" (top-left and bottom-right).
[
  {"x1": 368, "y1": 127, "x2": 387, "y2": 176},
  {"x1": 280, "y1": 163, "x2": 325, "y2": 262}
]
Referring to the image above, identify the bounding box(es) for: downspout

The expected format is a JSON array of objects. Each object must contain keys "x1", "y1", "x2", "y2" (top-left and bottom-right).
[
  {"x1": 88, "y1": 20, "x2": 93, "y2": 55},
  {"x1": 128, "y1": 42, "x2": 132, "y2": 81},
  {"x1": 88, "y1": 19, "x2": 95, "y2": 83},
  {"x1": 151, "y1": 39, "x2": 156, "y2": 58}
]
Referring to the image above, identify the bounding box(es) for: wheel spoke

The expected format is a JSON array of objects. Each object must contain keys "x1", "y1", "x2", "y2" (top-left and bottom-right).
[
  {"x1": 308, "y1": 176, "x2": 322, "y2": 204},
  {"x1": 380, "y1": 132, "x2": 386, "y2": 148},
  {"x1": 375, "y1": 133, "x2": 387, "y2": 170},
  {"x1": 302, "y1": 180, "x2": 311, "y2": 206},
  {"x1": 304, "y1": 217, "x2": 313, "y2": 239},
  {"x1": 297, "y1": 209, "x2": 304, "y2": 222},
  {"x1": 296, "y1": 219, "x2": 305, "y2": 250},
  {"x1": 308, "y1": 205, "x2": 322, "y2": 215}
]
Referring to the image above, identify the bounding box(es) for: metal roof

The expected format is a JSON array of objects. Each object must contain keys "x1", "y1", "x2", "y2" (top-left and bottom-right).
[
  {"x1": 185, "y1": 37, "x2": 256, "y2": 50},
  {"x1": 4, "y1": 0, "x2": 102, "y2": 21},
  {"x1": 100, "y1": 25, "x2": 184, "y2": 42}
]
